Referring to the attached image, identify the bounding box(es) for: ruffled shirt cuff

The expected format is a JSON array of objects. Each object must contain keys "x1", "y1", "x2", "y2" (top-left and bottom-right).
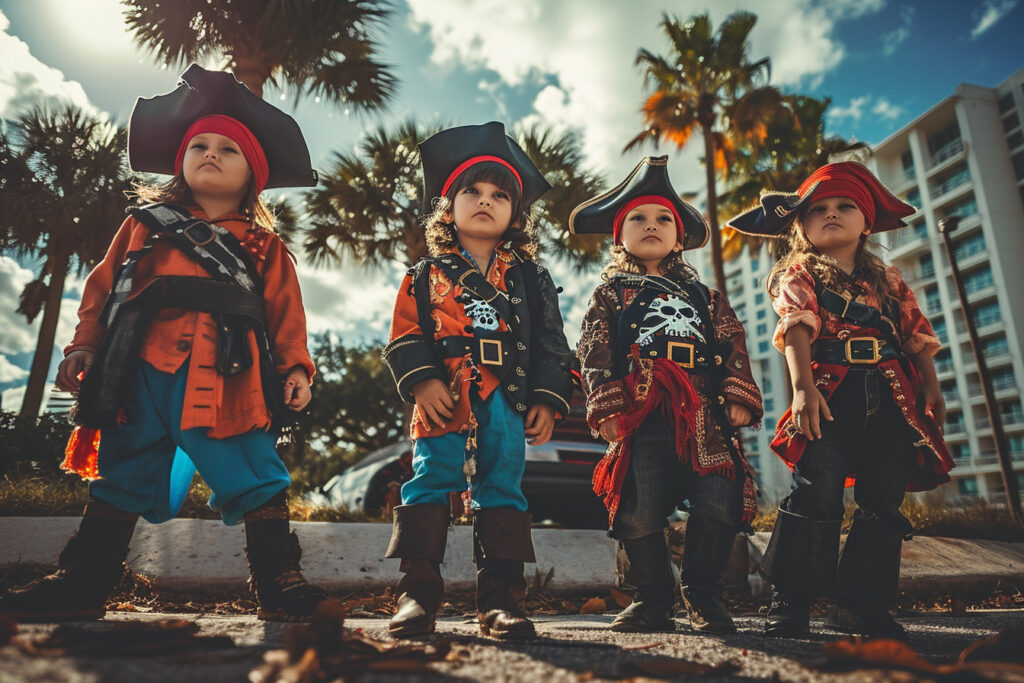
[
  {"x1": 903, "y1": 332, "x2": 942, "y2": 357},
  {"x1": 771, "y1": 311, "x2": 821, "y2": 353}
]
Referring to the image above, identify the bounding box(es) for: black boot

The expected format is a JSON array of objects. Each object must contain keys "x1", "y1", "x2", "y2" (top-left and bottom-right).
[
  {"x1": 679, "y1": 516, "x2": 739, "y2": 634},
  {"x1": 826, "y1": 515, "x2": 909, "y2": 640},
  {"x1": 760, "y1": 509, "x2": 841, "y2": 638},
  {"x1": 474, "y1": 507, "x2": 536, "y2": 640},
  {"x1": 0, "y1": 497, "x2": 137, "y2": 622},
  {"x1": 385, "y1": 504, "x2": 449, "y2": 638},
  {"x1": 244, "y1": 490, "x2": 327, "y2": 622},
  {"x1": 610, "y1": 532, "x2": 676, "y2": 632}
]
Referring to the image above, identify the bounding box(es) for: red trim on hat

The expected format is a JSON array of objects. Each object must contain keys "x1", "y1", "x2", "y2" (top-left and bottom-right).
[
  {"x1": 174, "y1": 114, "x2": 269, "y2": 195},
  {"x1": 797, "y1": 162, "x2": 913, "y2": 233},
  {"x1": 613, "y1": 195, "x2": 684, "y2": 244},
  {"x1": 440, "y1": 155, "x2": 523, "y2": 198}
]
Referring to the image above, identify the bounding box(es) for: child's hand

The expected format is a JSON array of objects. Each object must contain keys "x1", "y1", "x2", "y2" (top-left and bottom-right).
[
  {"x1": 922, "y1": 385, "x2": 946, "y2": 434},
  {"x1": 525, "y1": 404, "x2": 555, "y2": 446},
  {"x1": 412, "y1": 378, "x2": 455, "y2": 431},
  {"x1": 283, "y1": 367, "x2": 312, "y2": 411},
  {"x1": 726, "y1": 402, "x2": 753, "y2": 427},
  {"x1": 791, "y1": 385, "x2": 833, "y2": 441},
  {"x1": 598, "y1": 417, "x2": 621, "y2": 443},
  {"x1": 56, "y1": 350, "x2": 94, "y2": 394}
]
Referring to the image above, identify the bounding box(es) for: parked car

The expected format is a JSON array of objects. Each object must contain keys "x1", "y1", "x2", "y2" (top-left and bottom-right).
[{"x1": 308, "y1": 396, "x2": 612, "y2": 529}]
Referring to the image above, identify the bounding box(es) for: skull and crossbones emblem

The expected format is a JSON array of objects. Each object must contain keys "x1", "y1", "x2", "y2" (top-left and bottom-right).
[
  {"x1": 636, "y1": 294, "x2": 705, "y2": 346},
  {"x1": 463, "y1": 297, "x2": 500, "y2": 331}
]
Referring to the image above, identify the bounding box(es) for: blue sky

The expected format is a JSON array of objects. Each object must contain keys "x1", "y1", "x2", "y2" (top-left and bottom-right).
[{"x1": 1, "y1": 0, "x2": 1022, "y2": 408}]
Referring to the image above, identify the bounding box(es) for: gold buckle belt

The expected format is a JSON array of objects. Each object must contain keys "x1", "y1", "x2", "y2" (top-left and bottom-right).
[
  {"x1": 845, "y1": 337, "x2": 882, "y2": 364},
  {"x1": 667, "y1": 341, "x2": 695, "y2": 369},
  {"x1": 479, "y1": 338, "x2": 503, "y2": 365}
]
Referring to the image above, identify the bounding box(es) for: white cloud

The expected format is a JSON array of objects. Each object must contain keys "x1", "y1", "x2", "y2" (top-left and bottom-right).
[
  {"x1": 0, "y1": 355, "x2": 28, "y2": 384},
  {"x1": 971, "y1": 0, "x2": 1018, "y2": 39},
  {"x1": 0, "y1": 256, "x2": 39, "y2": 355},
  {"x1": 828, "y1": 95, "x2": 871, "y2": 122},
  {"x1": 880, "y1": 6, "x2": 914, "y2": 57},
  {"x1": 871, "y1": 98, "x2": 903, "y2": 121},
  {"x1": 405, "y1": 0, "x2": 881, "y2": 190},
  {"x1": 0, "y1": 10, "x2": 98, "y2": 119}
]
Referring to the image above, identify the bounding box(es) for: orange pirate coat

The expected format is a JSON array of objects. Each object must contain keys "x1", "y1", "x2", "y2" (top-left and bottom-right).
[
  {"x1": 576, "y1": 274, "x2": 764, "y2": 525},
  {"x1": 383, "y1": 246, "x2": 573, "y2": 441},
  {"x1": 768, "y1": 261, "x2": 954, "y2": 490},
  {"x1": 62, "y1": 207, "x2": 314, "y2": 478}
]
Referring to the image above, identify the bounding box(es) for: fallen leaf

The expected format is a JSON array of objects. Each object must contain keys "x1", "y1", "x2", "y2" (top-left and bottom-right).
[
  {"x1": 609, "y1": 588, "x2": 632, "y2": 608},
  {"x1": 580, "y1": 598, "x2": 607, "y2": 614},
  {"x1": 959, "y1": 625, "x2": 1024, "y2": 664},
  {"x1": 820, "y1": 639, "x2": 938, "y2": 674}
]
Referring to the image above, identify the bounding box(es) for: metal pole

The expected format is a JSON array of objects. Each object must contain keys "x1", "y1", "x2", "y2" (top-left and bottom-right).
[{"x1": 937, "y1": 216, "x2": 1023, "y2": 524}]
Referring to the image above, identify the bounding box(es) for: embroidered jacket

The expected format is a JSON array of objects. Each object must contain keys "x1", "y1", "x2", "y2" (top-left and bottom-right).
[
  {"x1": 384, "y1": 246, "x2": 573, "y2": 441},
  {"x1": 577, "y1": 275, "x2": 764, "y2": 523},
  {"x1": 67, "y1": 207, "x2": 314, "y2": 439},
  {"x1": 769, "y1": 261, "x2": 954, "y2": 490}
]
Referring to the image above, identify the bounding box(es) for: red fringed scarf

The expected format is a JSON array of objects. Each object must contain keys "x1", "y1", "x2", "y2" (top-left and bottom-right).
[
  {"x1": 592, "y1": 351, "x2": 702, "y2": 526},
  {"x1": 61, "y1": 426, "x2": 102, "y2": 480}
]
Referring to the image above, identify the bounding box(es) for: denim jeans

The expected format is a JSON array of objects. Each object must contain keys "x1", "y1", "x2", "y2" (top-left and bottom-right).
[
  {"x1": 612, "y1": 413, "x2": 743, "y2": 540},
  {"x1": 781, "y1": 368, "x2": 915, "y2": 533}
]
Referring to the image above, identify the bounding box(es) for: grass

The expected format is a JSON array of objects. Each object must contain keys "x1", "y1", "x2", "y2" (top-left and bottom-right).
[
  {"x1": 751, "y1": 493, "x2": 1024, "y2": 542},
  {"x1": 0, "y1": 473, "x2": 385, "y2": 523}
]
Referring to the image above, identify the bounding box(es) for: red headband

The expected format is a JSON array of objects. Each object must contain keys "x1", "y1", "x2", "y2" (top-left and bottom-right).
[
  {"x1": 612, "y1": 195, "x2": 684, "y2": 244},
  {"x1": 174, "y1": 114, "x2": 269, "y2": 195},
  {"x1": 440, "y1": 155, "x2": 523, "y2": 198}
]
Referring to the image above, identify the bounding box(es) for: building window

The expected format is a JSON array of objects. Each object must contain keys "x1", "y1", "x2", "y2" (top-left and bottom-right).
[
  {"x1": 983, "y1": 336, "x2": 1009, "y2": 357},
  {"x1": 1003, "y1": 112, "x2": 1021, "y2": 134},
  {"x1": 756, "y1": 323, "x2": 768, "y2": 336},
  {"x1": 1009, "y1": 434, "x2": 1024, "y2": 455},
  {"x1": 901, "y1": 150, "x2": 916, "y2": 181},
  {"x1": 952, "y1": 232, "x2": 986, "y2": 261},
  {"x1": 755, "y1": 292, "x2": 765, "y2": 305},
  {"x1": 751, "y1": 257, "x2": 760, "y2": 271},
  {"x1": 920, "y1": 254, "x2": 934, "y2": 278},
  {"x1": 957, "y1": 478, "x2": 979, "y2": 496},
  {"x1": 963, "y1": 267, "x2": 994, "y2": 294},
  {"x1": 925, "y1": 285, "x2": 941, "y2": 314},
  {"x1": 756, "y1": 308, "x2": 767, "y2": 320},
  {"x1": 946, "y1": 194, "x2": 978, "y2": 220},
  {"x1": 999, "y1": 92, "x2": 1016, "y2": 113},
  {"x1": 992, "y1": 368, "x2": 1016, "y2": 392},
  {"x1": 758, "y1": 341, "x2": 769, "y2": 354},
  {"x1": 1013, "y1": 150, "x2": 1024, "y2": 181},
  {"x1": 763, "y1": 377, "x2": 772, "y2": 394},
  {"x1": 928, "y1": 122, "x2": 963, "y2": 164},
  {"x1": 764, "y1": 398, "x2": 774, "y2": 412},
  {"x1": 972, "y1": 301, "x2": 1001, "y2": 328},
  {"x1": 1008, "y1": 129, "x2": 1024, "y2": 150}
]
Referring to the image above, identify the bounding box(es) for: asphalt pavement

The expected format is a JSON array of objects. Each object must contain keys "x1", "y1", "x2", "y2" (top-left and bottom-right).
[{"x1": 2, "y1": 609, "x2": 1021, "y2": 682}]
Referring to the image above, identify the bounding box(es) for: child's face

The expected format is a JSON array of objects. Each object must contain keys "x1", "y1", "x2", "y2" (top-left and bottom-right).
[
  {"x1": 181, "y1": 132, "x2": 252, "y2": 201},
  {"x1": 619, "y1": 203, "x2": 681, "y2": 266},
  {"x1": 800, "y1": 196, "x2": 869, "y2": 252},
  {"x1": 447, "y1": 181, "x2": 514, "y2": 241}
]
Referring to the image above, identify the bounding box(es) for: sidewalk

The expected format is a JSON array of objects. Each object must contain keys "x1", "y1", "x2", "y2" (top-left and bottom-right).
[{"x1": 2, "y1": 517, "x2": 1022, "y2": 597}]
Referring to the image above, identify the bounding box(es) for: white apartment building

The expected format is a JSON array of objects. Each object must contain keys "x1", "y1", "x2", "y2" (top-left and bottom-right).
[
  {"x1": 868, "y1": 66, "x2": 1024, "y2": 502},
  {"x1": 692, "y1": 66, "x2": 1024, "y2": 506}
]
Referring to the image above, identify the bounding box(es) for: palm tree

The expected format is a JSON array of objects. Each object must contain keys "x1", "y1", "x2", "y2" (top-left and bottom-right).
[
  {"x1": 718, "y1": 95, "x2": 868, "y2": 260},
  {"x1": 0, "y1": 105, "x2": 134, "y2": 417},
  {"x1": 122, "y1": 0, "x2": 397, "y2": 108},
  {"x1": 302, "y1": 119, "x2": 605, "y2": 269},
  {"x1": 626, "y1": 11, "x2": 783, "y2": 292}
]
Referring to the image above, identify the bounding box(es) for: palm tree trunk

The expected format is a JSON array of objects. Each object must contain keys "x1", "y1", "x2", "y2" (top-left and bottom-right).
[
  {"x1": 20, "y1": 248, "x2": 70, "y2": 417},
  {"x1": 702, "y1": 124, "x2": 727, "y2": 293}
]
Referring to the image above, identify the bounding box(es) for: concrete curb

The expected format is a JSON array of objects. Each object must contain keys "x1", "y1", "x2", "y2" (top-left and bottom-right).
[
  {"x1": 0, "y1": 517, "x2": 617, "y2": 595},
  {"x1": 2, "y1": 518, "x2": 1021, "y2": 597}
]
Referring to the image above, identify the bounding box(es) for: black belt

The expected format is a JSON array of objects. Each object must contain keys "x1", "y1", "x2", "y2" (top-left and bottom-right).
[
  {"x1": 437, "y1": 332, "x2": 515, "y2": 368},
  {"x1": 624, "y1": 338, "x2": 713, "y2": 372},
  {"x1": 814, "y1": 337, "x2": 902, "y2": 365}
]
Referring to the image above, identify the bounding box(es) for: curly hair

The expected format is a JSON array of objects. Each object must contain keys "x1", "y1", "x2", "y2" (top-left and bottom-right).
[
  {"x1": 766, "y1": 210, "x2": 894, "y2": 299},
  {"x1": 131, "y1": 171, "x2": 277, "y2": 230},
  {"x1": 600, "y1": 243, "x2": 699, "y2": 283},
  {"x1": 422, "y1": 161, "x2": 537, "y2": 259}
]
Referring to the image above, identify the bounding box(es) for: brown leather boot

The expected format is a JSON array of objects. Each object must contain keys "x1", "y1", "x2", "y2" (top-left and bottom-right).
[
  {"x1": 385, "y1": 504, "x2": 449, "y2": 638},
  {"x1": 474, "y1": 507, "x2": 536, "y2": 640},
  {"x1": 609, "y1": 532, "x2": 676, "y2": 633},
  {"x1": 244, "y1": 490, "x2": 327, "y2": 622},
  {"x1": 679, "y1": 516, "x2": 738, "y2": 635},
  {"x1": 0, "y1": 497, "x2": 138, "y2": 622}
]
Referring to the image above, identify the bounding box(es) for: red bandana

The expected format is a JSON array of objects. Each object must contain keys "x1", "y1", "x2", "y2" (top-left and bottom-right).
[
  {"x1": 798, "y1": 162, "x2": 913, "y2": 233},
  {"x1": 441, "y1": 155, "x2": 523, "y2": 198},
  {"x1": 174, "y1": 115, "x2": 269, "y2": 195},
  {"x1": 612, "y1": 195, "x2": 684, "y2": 244}
]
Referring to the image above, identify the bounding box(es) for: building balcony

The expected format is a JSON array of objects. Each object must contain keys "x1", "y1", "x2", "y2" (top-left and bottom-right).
[
  {"x1": 927, "y1": 140, "x2": 966, "y2": 172},
  {"x1": 930, "y1": 182, "x2": 974, "y2": 211}
]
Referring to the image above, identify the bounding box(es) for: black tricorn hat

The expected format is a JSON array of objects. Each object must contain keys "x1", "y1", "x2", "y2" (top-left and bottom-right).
[
  {"x1": 418, "y1": 121, "x2": 550, "y2": 209},
  {"x1": 128, "y1": 63, "x2": 317, "y2": 189},
  {"x1": 568, "y1": 156, "x2": 708, "y2": 250},
  {"x1": 725, "y1": 162, "x2": 915, "y2": 237}
]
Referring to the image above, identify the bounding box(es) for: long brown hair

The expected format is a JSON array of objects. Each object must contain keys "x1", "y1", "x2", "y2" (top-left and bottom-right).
[
  {"x1": 600, "y1": 243, "x2": 699, "y2": 283},
  {"x1": 422, "y1": 161, "x2": 537, "y2": 259},
  {"x1": 131, "y1": 172, "x2": 277, "y2": 230},
  {"x1": 766, "y1": 210, "x2": 894, "y2": 299}
]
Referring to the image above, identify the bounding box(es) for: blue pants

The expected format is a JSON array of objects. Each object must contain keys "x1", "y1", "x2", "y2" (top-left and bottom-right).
[
  {"x1": 402, "y1": 390, "x2": 528, "y2": 511},
  {"x1": 89, "y1": 360, "x2": 290, "y2": 526},
  {"x1": 612, "y1": 413, "x2": 743, "y2": 540}
]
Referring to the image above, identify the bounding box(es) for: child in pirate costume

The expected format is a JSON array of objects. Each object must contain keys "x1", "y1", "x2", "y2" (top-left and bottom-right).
[
  {"x1": 727, "y1": 162, "x2": 953, "y2": 640},
  {"x1": 382, "y1": 122, "x2": 573, "y2": 640},
  {"x1": 0, "y1": 65, "x2": 327, "y2": 623},
  {"x1": 571, "y1": 156, "x2": 763, "y2": 635}
]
